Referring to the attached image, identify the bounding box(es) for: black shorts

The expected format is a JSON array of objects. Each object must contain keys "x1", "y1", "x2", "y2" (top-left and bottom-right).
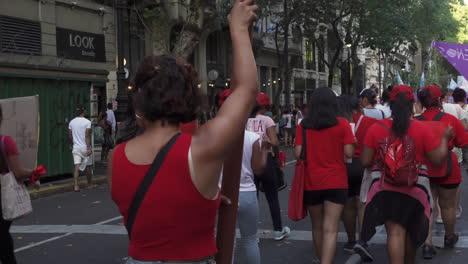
[
  {"x1": 304, "y1": 189, "x2": 348, "y2": 206},
  {"x1": 346, "y1": 158, "x2": 365, "y2": 197},
  {"x1": 438, "y1": 183, "x2": 460, "y2": 189}
]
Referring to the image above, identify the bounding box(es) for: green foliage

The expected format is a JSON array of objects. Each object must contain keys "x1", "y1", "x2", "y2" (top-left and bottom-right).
[{"x1": 447, "y1": 1, "x2": 468, "y2": 43}]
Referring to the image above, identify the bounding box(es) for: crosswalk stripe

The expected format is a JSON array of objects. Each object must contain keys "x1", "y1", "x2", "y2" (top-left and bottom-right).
[{"x1": 11, "y1": 225, "x2": 466, "y2": 249}]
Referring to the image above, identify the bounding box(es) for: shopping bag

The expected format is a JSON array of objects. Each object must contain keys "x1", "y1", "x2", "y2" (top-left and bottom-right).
[
  {"x1": 1, "y1": 171, "x2": 32, "y2": 220},
  {"x1": 288, "y1": 160, "x2": 307, "y2": 221}
]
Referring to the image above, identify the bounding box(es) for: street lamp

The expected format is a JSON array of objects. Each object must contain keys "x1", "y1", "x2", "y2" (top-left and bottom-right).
[{"x1": 115, "y1": 0, "x2": 128, "y2": 122}]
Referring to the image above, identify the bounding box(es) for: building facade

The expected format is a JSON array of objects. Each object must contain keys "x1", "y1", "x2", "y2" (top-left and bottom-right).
[{"x1": 0, "y1": 0, "x2": 116, "y2": 176}]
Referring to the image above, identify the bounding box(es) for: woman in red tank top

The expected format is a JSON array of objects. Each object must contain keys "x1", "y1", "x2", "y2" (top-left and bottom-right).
[{"x1": 108, "y1": 2, "x2": 259, "y2": 263}]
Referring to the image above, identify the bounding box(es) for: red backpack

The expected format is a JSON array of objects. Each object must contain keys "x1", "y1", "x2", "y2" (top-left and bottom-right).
[{"x1": 377, "y1": 122, "x2": 419, "y2": 186}]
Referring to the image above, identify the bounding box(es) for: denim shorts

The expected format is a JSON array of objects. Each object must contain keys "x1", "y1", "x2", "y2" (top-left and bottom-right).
[{"x1": 126, "y1": 258, "x2": 216, "y2": 264}]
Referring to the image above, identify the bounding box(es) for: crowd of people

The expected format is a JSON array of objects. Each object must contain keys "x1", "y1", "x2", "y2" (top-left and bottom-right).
[{"x1": 2, "y1": 1, "x2": 468, "y2": 264}]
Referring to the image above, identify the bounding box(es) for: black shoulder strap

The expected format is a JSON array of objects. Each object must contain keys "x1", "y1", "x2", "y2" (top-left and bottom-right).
[
  {"x1": 0, "y1": 136, "x2": 7, "y2": 172},
  {"x1": 376, "y1": 121, "x2": 391, "y2": 133},
  {"x1": 125, "y1": 133, "x2": 181, "y2": 238},
  {"x1": 415, "y1": 115, "x2": 427, "y2": 121},
  {"x1": 300, "y1": 126, "x2": 307, "y2": 161},
  {"x1": 433, "y1": 112, "x2": 445, "y2": 121}
]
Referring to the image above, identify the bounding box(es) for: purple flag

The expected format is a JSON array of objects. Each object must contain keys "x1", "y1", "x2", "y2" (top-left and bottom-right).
[{"x1": 433, "y1": 41, "x2": 468, "y2": 80}]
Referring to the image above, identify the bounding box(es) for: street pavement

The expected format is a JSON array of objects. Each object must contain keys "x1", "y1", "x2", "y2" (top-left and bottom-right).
[{"x1": 10, "y1": 147, "x2": 468, "y2": 263}]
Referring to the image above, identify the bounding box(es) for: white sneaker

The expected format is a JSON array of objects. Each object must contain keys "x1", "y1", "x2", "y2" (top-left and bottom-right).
[{"x1": 274, "y1": 226, "x2": 291, "y2": 241}]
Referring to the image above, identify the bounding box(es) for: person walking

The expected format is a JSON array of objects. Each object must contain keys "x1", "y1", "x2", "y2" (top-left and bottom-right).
[
  {"x1": 336, "y1": 95, "x2": 378, "y2": 254},
  {"x1": 245, "y1": 93, "x2": 290, "y2": 240},
  {"x1": 109, "y1": 1, "x2": 259, "y2": 263},
  {"x1": 0, "y1": 105, "x2": 35, "y2": 264},
  {"x1": 416, "y1": 85, "x2": 468, "y2": 259},
  {"x1": 376, "y1": 88, "x2": 392, "y2": 118},
  {"x1": 98, "y1": 112, "x2": 113, "y2": 162},
  {"x1": 359, "y1": 89, "x2": 385, "y2": 120},
  {"x1": 218, "y1": 91, "x2": 269, "y2": 264},
  {"x1": 358, "y1": 85, "x2": 453, "y2": 264},
  {"x1": 68, "y1": 105, "x2": 93, "y2": 192},
  {"x1": 281, "y1": 110, "x2": 293, "y2": 146},
  {"x1": 294, "y1": 88, "x2": 356, "y2": 264},
  {"x1": 106, "y1": 103, "x2": 117, "y2": 139}
]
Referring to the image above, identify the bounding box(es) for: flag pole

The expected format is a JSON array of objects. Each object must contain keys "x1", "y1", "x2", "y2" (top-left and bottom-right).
[{"x1": 216, "y1": 1, "x2": 254, "y2": 262}]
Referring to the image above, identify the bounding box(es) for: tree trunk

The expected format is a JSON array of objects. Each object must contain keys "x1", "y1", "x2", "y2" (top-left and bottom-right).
[
  {"x1": 171, "y1": 29, "x2": 201, "y2": 59},
  {"x1": 283, "y1": 0, "x2": 291, "y2": 105}
]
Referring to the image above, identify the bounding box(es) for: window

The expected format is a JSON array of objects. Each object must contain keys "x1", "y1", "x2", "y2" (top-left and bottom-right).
[
  {"x1": 0, "y1": 15, "x2": 41, "y2": 55},
  {"x1": 305, "y1": 40, "x2": 316, "y2": 70}
]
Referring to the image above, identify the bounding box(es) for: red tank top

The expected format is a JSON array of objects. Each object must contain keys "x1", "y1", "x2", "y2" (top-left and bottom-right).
[{"x1": 111, "y1": 134, "x2": 220, "y2": 261}]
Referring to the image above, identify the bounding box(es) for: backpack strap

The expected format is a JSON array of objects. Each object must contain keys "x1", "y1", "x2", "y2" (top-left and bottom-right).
[
  {"x1": 125, "y1": 133, "x2": 181, "y2": 239},
  {"x1": 433, "y1": 112, "x2": 445, "y2": 121},
  {"x1": 0, "y1": 136, "x2": 8, "y2": 173},
  {"x1": 376, "y1": 121, "x2": 391, "y2": 133},
  {"x1": 415, "y1": 115, "x2": 427, "y2": 121}
]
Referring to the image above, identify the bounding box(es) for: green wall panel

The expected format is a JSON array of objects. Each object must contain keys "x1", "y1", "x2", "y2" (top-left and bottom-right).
[{"x1": 0, "y1": 77, "x2": 90, "y2": 177}]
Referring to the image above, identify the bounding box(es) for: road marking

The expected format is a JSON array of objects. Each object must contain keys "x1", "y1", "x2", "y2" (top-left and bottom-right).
[
  {"x1": 15, "y1": 233, "x2": 73, "y2": 253},
  {"x1": 11, "y1": 226, "x2": 457, "y2": 249},
  {"x1": 285, "y1": 160, "x2": 297, "y2": 165},
  {"x1": 13, "y1": 216, "x2": 124, "y2": 253},
  {"x1": 95, "y1": 216, "x2": 123, "y2": 225}
]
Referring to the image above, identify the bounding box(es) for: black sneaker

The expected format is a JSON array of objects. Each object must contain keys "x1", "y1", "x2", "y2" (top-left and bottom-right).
[
  {"x1": 444, "y1": 233, "x2": 459, "y2": 249},
  {"x1": 422, "y1": 244, "x2": 436, "y2": 259},
  {"x1": 353, "y1": 241, "x2": 374, "y2": 262},
  {"x1": 344, "y1": 241, "x2": 357, "y2": 253}
]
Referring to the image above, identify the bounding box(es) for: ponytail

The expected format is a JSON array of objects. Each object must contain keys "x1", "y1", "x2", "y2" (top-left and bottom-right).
[{"x1": 390, "y1": 92, "x2": 413, "y2": 137}]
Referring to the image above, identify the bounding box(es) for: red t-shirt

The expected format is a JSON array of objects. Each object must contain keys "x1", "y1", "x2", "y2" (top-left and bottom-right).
[
  {"x1": 295, "y1": 118, "x2": 356, "y2": 191},
  {"x1": 1, "y1": 135, "x2": 19, "y2": 173},
  {"x1": 352, "y1": 113, "x2": 378, "y2": 158},
  {"x1": 363, "y1": 120, "x2": 440, "y2": 170},
  {"x1": 419, "y1": 109, "x2": 468, "y2": 184}
]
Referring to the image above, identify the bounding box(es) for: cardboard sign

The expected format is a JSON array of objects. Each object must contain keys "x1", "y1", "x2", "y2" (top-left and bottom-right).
[{"x1": 0, "y1": 96, "x2": 39, "y2": 169}]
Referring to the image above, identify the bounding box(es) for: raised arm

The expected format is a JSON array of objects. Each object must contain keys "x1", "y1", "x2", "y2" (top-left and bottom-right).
[{"x1": 190, "y1": 0, "x2": 259, "y2": 199}]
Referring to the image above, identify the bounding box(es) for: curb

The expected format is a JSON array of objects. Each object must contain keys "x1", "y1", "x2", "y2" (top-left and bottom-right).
[{"x1": 29, "y1": 176, "x2": 108, "y2": 200}]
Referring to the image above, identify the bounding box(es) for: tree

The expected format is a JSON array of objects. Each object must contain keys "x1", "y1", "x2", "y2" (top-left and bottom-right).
[
  {"x1": 140, "y1": 0, "x2": 230, "y2": 60},
  {"x1": 257, "y1": 0, "x2": 308, "y2": 105}
]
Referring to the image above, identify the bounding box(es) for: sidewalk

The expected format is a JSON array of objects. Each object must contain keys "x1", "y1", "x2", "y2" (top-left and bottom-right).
[{"x1": 29, "y1": 161, "x2": 108, "y2": 200}]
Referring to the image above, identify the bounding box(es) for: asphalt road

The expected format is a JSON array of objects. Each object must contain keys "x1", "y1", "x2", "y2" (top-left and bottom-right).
[{"x1": 10, "y1": 147, "x2": 468, "y2": 264}]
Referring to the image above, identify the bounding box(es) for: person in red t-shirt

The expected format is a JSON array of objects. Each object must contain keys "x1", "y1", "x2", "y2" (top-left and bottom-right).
[
  {"x1": 336, "y1": 95, "x2": 378, "y2": 253},
  {"x1": 417, "y1": 85, "x2": 468, "y2": 258},
  {"x1": 294, "y1": 88, "x2": 355, "y2": 263},
  {"x1": 359, "y1": 85, "x2": 452, "y2": 263},
  {"x1": 109, "y1": 2, "x2": 260, "y2": 263},
  {"x1": 0, "y1": 105, "x2": 35, "y2": 264}
]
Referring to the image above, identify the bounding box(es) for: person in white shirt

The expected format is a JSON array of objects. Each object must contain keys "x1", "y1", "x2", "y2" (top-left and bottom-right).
[
  {"x1": 359, "y1": 89, "x2": 385, "y2": 120},
  {"x1": 235, "y1": 130, "x2": 270, "y2": 264},
  {"x1": 68, "y1": 105, "x2": 93, "y2": 192},
  {"x1": 281, "y1": 110, "x2": 294, "y2": 146},
  {"x1": 375, "y1": 88, "x2": 392, "y2": 118},
  {"x1": 106, "y1": 103, "x2": 117, "y2": 138}
]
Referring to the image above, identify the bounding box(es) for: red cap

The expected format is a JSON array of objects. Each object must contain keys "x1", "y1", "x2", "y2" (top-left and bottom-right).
[
  {"x1": 256, "y1": 93, "x2": 271, "y2": 106},
  {"x1": 218, "y1": 89, "x2": 232, "y2": 106},
  {"x1": 390, "y1": 85, "x2": 415, "y2": 101},
  {"x1": 422, "y1": 85, "x2": 443, "y2": 99}
]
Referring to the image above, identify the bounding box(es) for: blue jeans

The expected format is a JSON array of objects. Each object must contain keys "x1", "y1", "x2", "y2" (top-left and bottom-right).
[
  {"x1": 126, "y1": 258, "x2": 215, "y2": 264},
  {"x1": 236, "y1": 191, "x2": 261, "y2": 264}
]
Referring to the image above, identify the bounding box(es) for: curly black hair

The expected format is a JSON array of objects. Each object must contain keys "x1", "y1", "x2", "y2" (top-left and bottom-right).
[{"x1": 132, "y1": 55, "x2": 200, "y2": 125}]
